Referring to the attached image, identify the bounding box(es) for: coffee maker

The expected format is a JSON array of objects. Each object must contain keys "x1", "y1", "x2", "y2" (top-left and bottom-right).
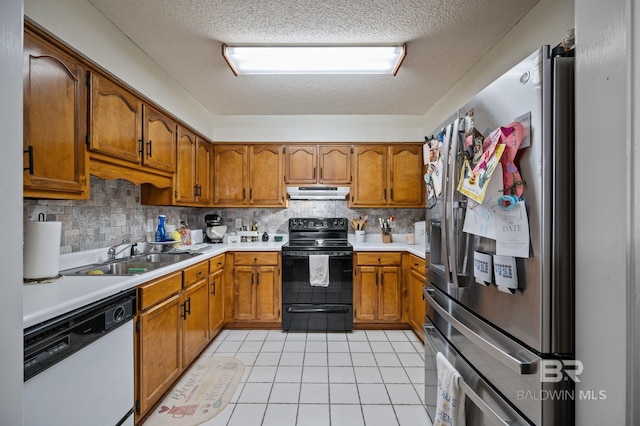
[{"x1": 205, "y1": 214, "x2": 227, "y2": 243}]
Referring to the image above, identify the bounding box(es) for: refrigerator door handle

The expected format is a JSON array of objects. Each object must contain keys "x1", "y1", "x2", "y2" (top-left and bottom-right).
[
  {"x1": 424, "y1": 287, "x2": 535, "y2": 375},
  {"x1": 447, "y1": 119, "x2": 461, "y2": 288},
  {"x1": 424, "y1": 322, "x2": 518, "y2": 426},
  {"x1": 440, "y1": 121, "x2": 454, "y2": 283}
]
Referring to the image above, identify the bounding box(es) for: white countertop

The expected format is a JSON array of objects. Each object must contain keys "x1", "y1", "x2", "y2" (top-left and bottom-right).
[{"x1": 23, "y1": 236, "x2": 429, "y2": 329}]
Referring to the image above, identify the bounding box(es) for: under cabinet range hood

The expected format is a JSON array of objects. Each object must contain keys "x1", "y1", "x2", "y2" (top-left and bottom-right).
[{"x1": 286, "y1": 186, "x2": 350, "y2": 200}]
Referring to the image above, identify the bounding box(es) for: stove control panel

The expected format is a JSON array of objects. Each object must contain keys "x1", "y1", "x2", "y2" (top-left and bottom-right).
[{"x1": 289, "y1": 217, "x2": 348, "y2": 231}]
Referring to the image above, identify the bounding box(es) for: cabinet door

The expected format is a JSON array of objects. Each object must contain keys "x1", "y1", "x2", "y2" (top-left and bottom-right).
[
  {"x1": 256, "y1": 266, "x2": 280, "y2": 321},
  {"x1": 319, "y1": 145, "x2": 351, "y2": 184},
  {"x1": 23, "y1": 32, "x2": 88, "y2": 198},
  {"x1": 379, "y1": 266, "x2": 401, "y2": 321},
  {"x1": 285, "y1": 145, "x2": 317, "y2": 184},
  {"x1": 182, "y1": 278, "x2": 209, "y2": 367},
  {"x1": 89, "y1": 71, "x2": 142, "y2": 163},
  {"x1": 233, "y1": 266, "x2": 255, "y2": 320},
  {"x1": 195, "y1": 138, "x2": 212, "y2": 205},
  {"x1": 388, "y1": 144, "x2": 424, "y2": 207},
  {"x1": 143, "y1": 104, "x2": 177, "y2": 173},
  {"x1": 137, "y1": 294, "x2": 182, "y2": 417},
  {"x1": 354, "y1": 266, "x2": 378, "y2": 321},
  {"x1": 350, "y1": 145, "x2": 386, "y2": 206},
  {"x1": 175, "y1": 126, "x2": 196, "y2": 204},
  {"x1": 214, "y1": 144, "x2": 247, "y2": 205},
  {"x1": 409, "y1": 268, "x2": 426, "y2": 340},
  {"x1": 250, "y1": 145, "x2": 285, "y2": 206},
  {"x1": 208, "y1": 268, "x2": 224, "y2": 336}
]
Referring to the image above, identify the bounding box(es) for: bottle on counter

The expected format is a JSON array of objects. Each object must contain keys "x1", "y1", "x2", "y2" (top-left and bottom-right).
[{"x1": 155, "y1": 215, "x2": 166, "y2": 242}]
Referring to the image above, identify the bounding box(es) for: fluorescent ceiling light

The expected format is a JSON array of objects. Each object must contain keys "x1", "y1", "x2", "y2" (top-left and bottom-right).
[{"x1": 222, "y1": 44, "x2": 406, "y2": 76}]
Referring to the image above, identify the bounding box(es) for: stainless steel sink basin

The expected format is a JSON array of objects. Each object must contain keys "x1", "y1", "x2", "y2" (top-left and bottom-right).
[
  {"x1": 62, "y1": 251, "x2": 201, "y2": 276},
  {"x1": 133, "y1": 253, "x2": 194, "y2": 264}
]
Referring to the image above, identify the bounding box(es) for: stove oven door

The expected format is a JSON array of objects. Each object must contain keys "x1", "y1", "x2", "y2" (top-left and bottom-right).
[{"x1": 282, "y1": 252, "x2": 353, "y2": 331}]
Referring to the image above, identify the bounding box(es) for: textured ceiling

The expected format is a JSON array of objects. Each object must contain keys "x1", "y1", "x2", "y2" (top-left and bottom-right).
[{"x1": 88, "y1": 0, "x2": 539, "y2": 115}]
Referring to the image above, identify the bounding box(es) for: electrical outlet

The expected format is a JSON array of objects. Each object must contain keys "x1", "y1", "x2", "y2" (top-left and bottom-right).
[{"x1": 235, "y1": 218, "x2": 243, "y2": 229}]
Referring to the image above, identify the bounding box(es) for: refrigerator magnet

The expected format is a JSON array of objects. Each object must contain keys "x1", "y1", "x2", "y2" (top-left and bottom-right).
[
  {"x1": 493, "y1": 255, "x2": 518, "y2": 294},
  {"x1": 473, "y1": 251, "x2": 492, "y2": 286}
]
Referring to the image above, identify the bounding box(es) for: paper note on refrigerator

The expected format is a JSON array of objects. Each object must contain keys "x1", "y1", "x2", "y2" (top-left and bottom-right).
[
  {"x1": 495, "y1": 200, "x2": 530, "y2": 258},
  {"x1": 457, "y1": 139, "x2": 505, "y2": 203},
  {"x1": 473, "y1": 251, "x2": 493, "y2": 286},
  {"x1": 462, "y1": 167, "x2": 503, "y2": 239},
  {"x1": 493, "y1": 255, "x2": 518, "y2": 294}
]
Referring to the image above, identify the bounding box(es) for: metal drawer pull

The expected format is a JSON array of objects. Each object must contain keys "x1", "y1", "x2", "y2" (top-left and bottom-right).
[
  {"x1": 458, "y1": 380, "x2": 513, "y2": 426},
  {"x1": 424, "y1": 323, "x2": 516, "y2": 426},
  {"x1": 424, "y1": 287, "x2": 534, "y2": 375}
]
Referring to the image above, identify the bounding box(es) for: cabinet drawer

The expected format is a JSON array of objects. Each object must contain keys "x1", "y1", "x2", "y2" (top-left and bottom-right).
[
  {"x1": 183, "y1": 261, "x2": 209, "y2": 287},
  {"x1": 209, "y1": 254, "x2": 225, "y2": 273},
  {"x1": 410, "y1": 255, "x2": 426, "y2": 275},
  {"x1": 356, "y1": 252, "x2": 402, "y2": 266},
  {"x1": 233, "y1": 252, "x2": 279, "y2": 266},
  {"x1": 138, "y1": 271, "x2": 182, "y2": 311}
]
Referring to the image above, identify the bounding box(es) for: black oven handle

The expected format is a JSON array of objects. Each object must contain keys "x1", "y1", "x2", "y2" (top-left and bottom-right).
[{"x1": 286, "y1": 307, "x2": 350, "y2": 314}]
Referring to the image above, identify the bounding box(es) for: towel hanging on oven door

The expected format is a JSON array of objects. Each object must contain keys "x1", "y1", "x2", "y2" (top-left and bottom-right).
[{"x1": 309, "y1": 255, "x2": 329, "y2": 287}]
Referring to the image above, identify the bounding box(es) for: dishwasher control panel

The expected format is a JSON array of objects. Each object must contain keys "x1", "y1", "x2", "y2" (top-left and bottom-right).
[{"x1": 23, "y1": 289, "x2": 136, "y2": 381}]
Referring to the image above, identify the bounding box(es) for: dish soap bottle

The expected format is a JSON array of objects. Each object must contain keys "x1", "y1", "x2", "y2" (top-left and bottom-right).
[{"x1": 155, "y1": 215, "x2": 166, "y2": 242}]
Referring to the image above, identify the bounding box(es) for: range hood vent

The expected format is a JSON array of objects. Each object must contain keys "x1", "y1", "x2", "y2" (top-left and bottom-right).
[{"x1": 286, "y1": 186, "x2": 350, "y2": 200}]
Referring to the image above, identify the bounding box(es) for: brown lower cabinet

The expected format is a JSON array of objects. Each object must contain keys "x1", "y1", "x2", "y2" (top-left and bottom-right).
[
  {"x1": 135, "y1": 259, "x2": 220, "y2": 422},
  {"x1": 408, "y1": 254, "x2": 428, "y2": 341},
  {"x1": 208, "y1": 254, "x2": 225, "y2": 336},
  {"x1": 354, "y1": 252, "x2": 402, "y2": 323},
  {"x1": 226, "y1": 252, "x2": 281, "y2": 326}
]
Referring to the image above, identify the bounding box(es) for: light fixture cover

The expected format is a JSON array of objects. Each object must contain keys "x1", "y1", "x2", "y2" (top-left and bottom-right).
[{"x1": 222, "y1": 44, "x2": 406, "y2": 76}]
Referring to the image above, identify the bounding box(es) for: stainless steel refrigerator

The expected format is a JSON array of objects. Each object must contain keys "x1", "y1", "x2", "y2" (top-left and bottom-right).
[{"x1": 424, "y1": 45, "x2": 574, "y2": 425}]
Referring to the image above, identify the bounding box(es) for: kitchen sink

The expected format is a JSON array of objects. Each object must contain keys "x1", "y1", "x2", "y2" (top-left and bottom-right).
[{"x1": 62, "y1": 252, "x2": 201, "y2": 276}]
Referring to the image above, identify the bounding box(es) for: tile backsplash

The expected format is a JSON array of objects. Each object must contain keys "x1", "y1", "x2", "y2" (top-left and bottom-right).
[{"x1": 24, "y1": 177, "x2": 425, "y2": 254}]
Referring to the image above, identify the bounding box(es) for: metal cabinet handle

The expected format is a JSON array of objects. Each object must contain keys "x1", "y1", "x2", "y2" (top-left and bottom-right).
[
  {"x1": 181, "y1": 298, "x2": 191, "y2": 319},
  {"x1": 424, "y1": 287, "x2": 534, "y2": 375},
  {"x1": 24, "y1": 146, "x2": 34, "y2": 174},
  {"x1": 147, "y1": 140, "x2": 153, "y2": 157},
  {"x1": 211, "y1": 280, "x2": 216, "y2": 295}
]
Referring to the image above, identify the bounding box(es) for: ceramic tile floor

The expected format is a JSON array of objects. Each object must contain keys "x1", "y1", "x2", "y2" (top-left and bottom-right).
[{"x1": 195, "y1": 329, "x2": 432, "y2": 426}]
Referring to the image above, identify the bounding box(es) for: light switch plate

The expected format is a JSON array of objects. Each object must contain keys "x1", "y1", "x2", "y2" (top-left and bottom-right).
[{"x1": 235, "y1": 218, "x2": 243, "y2": 229}]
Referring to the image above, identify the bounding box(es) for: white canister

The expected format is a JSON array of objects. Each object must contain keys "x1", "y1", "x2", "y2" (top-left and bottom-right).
[
  {"x1": 24, "y1": 221, "x2": 62, "y2": 279},
  {"x1": 355, "y1": 230, "x2": 366, "y2": 243}
]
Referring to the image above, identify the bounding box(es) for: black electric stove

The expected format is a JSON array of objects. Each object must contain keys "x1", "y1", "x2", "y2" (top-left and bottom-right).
[{"x1": 281, "y1": 218, "x2": 353, "y2": 332}]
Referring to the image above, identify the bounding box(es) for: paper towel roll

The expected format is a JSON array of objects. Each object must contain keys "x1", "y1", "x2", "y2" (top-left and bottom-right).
[{"x1": 24, "y1": 221, "x2": 62, "y2": 279}]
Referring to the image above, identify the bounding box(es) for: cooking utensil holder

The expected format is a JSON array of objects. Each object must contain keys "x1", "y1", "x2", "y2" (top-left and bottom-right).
[{"x1": 381, "y1": 230, "x2": 392, "y2": 243}]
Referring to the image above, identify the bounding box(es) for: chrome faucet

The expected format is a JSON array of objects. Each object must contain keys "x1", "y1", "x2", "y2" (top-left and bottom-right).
[{"x1": 107, "y1": 239, "x2": 132, "y2": 260}]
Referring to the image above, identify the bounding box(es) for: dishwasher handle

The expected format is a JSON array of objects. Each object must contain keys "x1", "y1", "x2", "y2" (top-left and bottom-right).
[{"x1": 424, "y1": 287, "x2": 535, "y2": 375}]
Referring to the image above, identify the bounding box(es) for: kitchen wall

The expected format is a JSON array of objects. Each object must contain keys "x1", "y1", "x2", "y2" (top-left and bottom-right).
[
  {"x1": 24, "y1": 177, "x2": 425, "y2": 253},
  {"x1": 1, "y1": 0, "x2": 24, "y2": 424}
]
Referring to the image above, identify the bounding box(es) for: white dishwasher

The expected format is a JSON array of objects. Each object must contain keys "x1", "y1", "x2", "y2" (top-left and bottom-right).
[{"x1": 24, "y1": 289, "x2": 136, "y2": 426}]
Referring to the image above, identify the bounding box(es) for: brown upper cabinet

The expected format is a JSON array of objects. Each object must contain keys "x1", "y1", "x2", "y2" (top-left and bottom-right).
[
  {"x1": 174, "y1": 126, "x2": 212, "y2": 206},
  {"x1": 285, "y1": 144, "x2": 351, "y2": 185},
  {"x1": 214, "y1": 144, "x2": 286, "y2": 207},
  {"x1": 88, "y1": 72, "x2": 177, "y2": 173},
  {"x1": 350, "y1": 143, "x2": 424, "y2": 208},
  {"x1": 142, "y1": 104, "x2": 178, "y2": 173},
  {"x1": 23, "y1": 29, "x2": 89, "y2": 199}
]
